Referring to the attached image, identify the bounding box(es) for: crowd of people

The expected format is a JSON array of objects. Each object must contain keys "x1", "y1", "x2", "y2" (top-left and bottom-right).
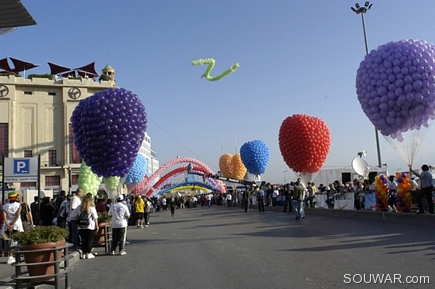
[
  {"x1": 208, "y1": 164, "x2": 435, "y2": 219},
  {"x1": 1, "y1": 164, "x2": 433, "y2": 264}
]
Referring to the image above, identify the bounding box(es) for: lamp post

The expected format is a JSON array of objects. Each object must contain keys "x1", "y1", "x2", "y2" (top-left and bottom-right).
[
  {"x1": 68, "y1": 166, "x2": 72, "y2": 194},
  {"x1": 351, "y1": 2, "x2": 382, "y2": 168},
  {"x1": 283, "y1": 170, "x2": 288, "y2": 184}
]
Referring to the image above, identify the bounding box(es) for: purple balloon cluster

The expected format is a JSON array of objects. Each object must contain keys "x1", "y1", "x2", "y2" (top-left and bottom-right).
[
  {"x1": 240, "y1": 140, "x2": 270, "y2": 175},
  {"x1": 356, "y1": 39, "x2": 435, "y2": 141},
  {"x1": 71, "y1": 88, "x2": 147, "y2": 178}
]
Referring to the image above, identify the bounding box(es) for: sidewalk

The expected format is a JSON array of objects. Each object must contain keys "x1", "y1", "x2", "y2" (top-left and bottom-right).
[
  {"x1": 0, "y1": 246, "x2": 81, "y2": 289},
  {"x1": 1, "y1": 206, "x2": 433, "y2": 288}
]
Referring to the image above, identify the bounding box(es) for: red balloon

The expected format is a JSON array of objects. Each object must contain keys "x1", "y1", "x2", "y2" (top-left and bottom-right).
[{"x1": 278, "y1": 114, "x2": 331, "y2": 174}]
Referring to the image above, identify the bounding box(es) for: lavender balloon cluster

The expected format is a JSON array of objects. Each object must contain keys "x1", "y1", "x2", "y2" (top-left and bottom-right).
[
  {"x1": 240, "y1": 140, "x2": 270, "y2": 175},
  {"x1": 71, "y1": 88, "x2": 147, "y2": 178},
  {"x1": 356, "y1": 39, "x2": 435, "y2": 141}
]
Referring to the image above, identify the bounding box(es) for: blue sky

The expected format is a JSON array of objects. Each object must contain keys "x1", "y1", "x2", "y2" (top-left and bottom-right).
[{"x1": 3, "y1": 0, "x2": 435, "y2": 184}]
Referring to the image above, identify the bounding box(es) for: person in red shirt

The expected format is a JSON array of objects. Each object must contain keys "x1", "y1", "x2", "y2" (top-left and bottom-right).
[{"x1": 96, "y1": 198, "x2": 106, "y2": 213}]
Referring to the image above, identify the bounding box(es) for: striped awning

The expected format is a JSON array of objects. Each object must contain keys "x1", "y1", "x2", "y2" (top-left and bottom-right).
[{"x1": 0, "y1": 0, "x2": 36, "y2": 29}]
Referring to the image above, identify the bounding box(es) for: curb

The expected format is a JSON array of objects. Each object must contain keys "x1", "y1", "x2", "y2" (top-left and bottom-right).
[
  {"x1": 249, "y1": 203, "x2": 435, "y2": 225},
  {"x1": 305, "y1": 207, "x2": 435, "y2": 225}
]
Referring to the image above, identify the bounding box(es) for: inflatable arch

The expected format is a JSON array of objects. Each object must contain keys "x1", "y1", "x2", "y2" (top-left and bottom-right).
[
  {"x1": 133, "y1": 157, "x2": 226, "y2": 195},
  {"x1": 148, "y1": 166, "x2": 209, "y2": 196},
  {"x1": 153, "y1": 181, "x2": 216, "y2": 196}
]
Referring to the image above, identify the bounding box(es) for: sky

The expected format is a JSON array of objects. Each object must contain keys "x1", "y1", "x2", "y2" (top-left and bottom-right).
[{"x1": 3, "y1": 0, "x2": 435, "y2": 185}]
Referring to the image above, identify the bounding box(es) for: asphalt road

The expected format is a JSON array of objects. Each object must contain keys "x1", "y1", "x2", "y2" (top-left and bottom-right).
[{"x1": 61, "y1": 205, "x2": 434, "y2": 289}]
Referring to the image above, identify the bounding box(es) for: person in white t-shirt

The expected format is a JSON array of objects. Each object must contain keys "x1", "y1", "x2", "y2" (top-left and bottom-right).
[
  {"x1": 225, "y1": 193, "x2": 232, "y2": 209},
  {"x1": 108, "y1": 194, "x2": 130, "y2": 255},
  {"x1": 272, "y1": 187, "x2": 279, "y2": 206},
  {"x1": 387, "y1": 175, "x2": 398, "y2": 212},
  {"x1": 2, "y1": 192, "x2": 24, "y2": 264},
  {"x1": 69, "y1": 193, "x2": 98, "y2": 259},
  {"x1": 207, "y1": 193, "x2": 213, "y2": 207},
  {"x1": 69, "y1": 188, "x2": 83, "y2": 248},
  {"x1": 192, "y1": 196, "x2": 198, "y2": 208}
]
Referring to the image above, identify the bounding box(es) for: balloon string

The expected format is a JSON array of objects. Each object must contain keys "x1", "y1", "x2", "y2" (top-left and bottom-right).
[{"x1": 192, "y1": 58, "x2": 239, "y2": 81}]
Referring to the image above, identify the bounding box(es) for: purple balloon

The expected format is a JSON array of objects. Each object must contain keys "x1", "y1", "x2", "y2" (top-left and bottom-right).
[
  {"x1": 356, "y1": 39, "x2": 435, "y2": 139},
  {"x1": 71, "y1": 88, "x2": 147, "y2": 178}
]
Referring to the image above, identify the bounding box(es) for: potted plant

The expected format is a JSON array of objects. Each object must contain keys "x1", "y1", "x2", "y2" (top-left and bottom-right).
[
  {"x1": 11, "y1": 226, "x2": 68, "y2": 279},
  {"x1": 94, "y1": 211, "x2": 111, "y2": 246}
]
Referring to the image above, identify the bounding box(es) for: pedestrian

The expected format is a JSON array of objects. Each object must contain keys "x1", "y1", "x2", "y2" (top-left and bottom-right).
[
  {"x1": 387, "y1": 175, "x2": 398, "y2": 212},
  {"x1": 96, "y1": 198, "x2": 106, "y2": 213},
  {"x1": 135, "y1": 195, "x2": 145, "y2": 228},
  {"x1": 144, "y1": 197, "x2": 151, "y2": 227},
  {"x1": 106, "y1": 198, "x2": 113, "y2": 212},
  {"x1": 207, "y1": 193, "x2": 212, "y2": 207},
  {"x1": 156, "y1": 197, "x2": 161, "y2": 212},
  {"x1": 282, "y1": 184, "x2": 291, "y2": 212},
  {"x1": 108, "y1": 194, "x2": 130, "y2": 256},
  {"x1": 18, "y1": 195, "x2": 33, "y2": 231},
  {"x1": 2, "y1": 192, "x2": 24, "y2": 264},
  {"x1": 242, "y1": 190, "x2": 250, "y2": 213},
  {"x1": 272, "y1": 186, "x2": 279, "y2": 206},
  {"x1": 193, "y1": 195, "x2": 198, "y2": 208},
  {"x1": 69, "y1": 188, "x2": 84, "y2": 249},
  {"x1": 53, "y1": 190, "x2": 66, "y2": 218},
  {"x1": 65, "y1": 195, "x2": 74, "y2": 243},
  {"x1": 325, "y1": 184, "x2": 334, "y2": 209},
  {"x1": 56, "y1": 194, "x2": 71, "y2": 229},
  {"x1": 304, "y1": 182, "x2": 315, "y2": 209},
  {"x1": 162, "y1": 197, "x2": 167, "y2": 210},
  {"x1": 150, "y1": 197, "x2": 157, "y2": 213},
  {"x1": 30, "y1": 196, "x2": 39, "y2": 226},
  {"x1": 170, "y1": 196, "x2": 176, "y2": 217},
  {"x1": 292, "y1": 181, "x2": 305, "y2": 220},
  {"x1": 265, "y1": 184, "x2": 272, "y2": 206},
  {"x1": 39, "y1": 196, "x2": 54, "y2": 226},
  {"x1": 225, "y1": 193, "x2": 232, "y2": 209},
  {"x1": 257, "y1": 187, "x2": 265, "y2": 213},
  {"x1": 69, "y1": 194, "x2": 98, "y2": 259},
  {"x1": 410, "y1": 164, "x2": 434, "y2": 214}
]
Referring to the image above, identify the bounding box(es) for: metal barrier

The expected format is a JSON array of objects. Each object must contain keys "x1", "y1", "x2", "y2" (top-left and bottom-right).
[
  {"x1": 104, "y1": 224, "x2": 112, "y2": 254},
  {"x1": 12, "y1": 242, "x2": 73, "y2": 289}
]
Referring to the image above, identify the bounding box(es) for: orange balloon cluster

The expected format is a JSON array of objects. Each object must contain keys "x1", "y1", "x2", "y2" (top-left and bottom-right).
[
  {"x1": 395, "y1": 172, "x2": 412, "y2": 213},
  {"x1": 374, "y1": 174, "x2": 389, "y2": 211},
  {"x1": 219, "y1": 153, "x2": 247, "y2": 180},
  {"x1": 278, "y1": 114, "x2": 331, "y2": 174}
]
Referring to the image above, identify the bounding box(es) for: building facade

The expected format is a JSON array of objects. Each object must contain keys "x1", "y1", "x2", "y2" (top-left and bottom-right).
[
  {"x1": 0, "y1": 65, "x2": 158, "y2": 195},
  {"x1": 139, "y1": 133, "x2": 159, "y2": 176}
]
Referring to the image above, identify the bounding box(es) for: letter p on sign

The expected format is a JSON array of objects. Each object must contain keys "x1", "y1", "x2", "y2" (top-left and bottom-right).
[{"x1": 14, "y1": 160, "x2": 30, "y2": 174}]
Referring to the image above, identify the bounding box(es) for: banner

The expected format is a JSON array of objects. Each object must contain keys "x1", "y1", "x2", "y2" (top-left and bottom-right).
[
  {"x1": 334, "y1": 192, "x2": 354, "y2": 210},
  {"x1": 364, "y1": 192, "x2": 376, "y2": 210},
  {"x1": 315, "y1": 194, "x2": 328, "y2": 209}
]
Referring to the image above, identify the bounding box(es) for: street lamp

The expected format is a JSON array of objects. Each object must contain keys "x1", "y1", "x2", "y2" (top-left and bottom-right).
[
  {"x1": 283, "y1": 170, "x2": 288, "y2": 184},
  {"x1": 351, "y1": 2, "x2": 382, "y2": 168}
]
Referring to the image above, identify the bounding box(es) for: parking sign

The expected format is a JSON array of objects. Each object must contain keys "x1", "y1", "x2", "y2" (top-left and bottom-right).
[
  {"x1": 4, "y1": 157, "x2": 38, "y2": 182},
  {"x1": 14, "y1": 159, "x2": 30, "y2": 174}
]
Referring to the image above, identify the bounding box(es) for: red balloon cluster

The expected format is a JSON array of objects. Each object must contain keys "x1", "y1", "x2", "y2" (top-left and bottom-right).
[{"x1": 279, "y1": 114, "x2": 331, "y2": 174}]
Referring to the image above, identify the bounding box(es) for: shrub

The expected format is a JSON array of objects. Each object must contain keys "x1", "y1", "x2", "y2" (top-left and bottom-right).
[{"x1": 11, "y1": 226, "x2": 68, "y2": 245}]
